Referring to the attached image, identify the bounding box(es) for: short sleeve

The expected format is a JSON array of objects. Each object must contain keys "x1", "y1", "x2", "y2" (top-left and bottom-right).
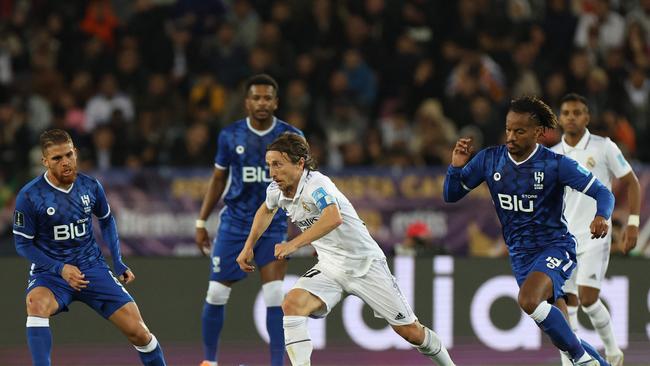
[
  {"x1": 558, "y1": 155, "x2": 595, "y2": 193},
  {"x1": 306, "y1": 177, "x2": 338, "y2": 212},
  {"x1": 13, "y1": 192, "x2": 36, "y2": 239},
  {"x1": 604, "y1": 139, "x2": 632, "y2": 179},
  {"x1": 265, "y1": 181, "x2": 281, "y2": 210},
  {"x1": 214, "y1": 130, "x2": 231, "y2": 169}
]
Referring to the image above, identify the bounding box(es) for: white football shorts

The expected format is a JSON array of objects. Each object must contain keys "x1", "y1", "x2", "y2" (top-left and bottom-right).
[
  {"x1": 292, "y1": 258, "x2": 417, "y2": 326},
  {"x1": 564, "y1": 234, "x2": 611, "y2": 294}
]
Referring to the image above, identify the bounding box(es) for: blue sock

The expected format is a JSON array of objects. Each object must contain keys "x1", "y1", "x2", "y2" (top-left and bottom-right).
[
  {"x1": 26, "y1": 317, "x2": 52, "y2": 366},
  {"x1": 202, "y1": 302, "x2": 225, "y2": 362},
  {"x1": 530, "y1": 302, "x2": 585, "y2": 360},
  {"x1": 267, "y1": 306, "x2": 285, "y2": 366},
  {"x1": 135, "y1": 334, "x2": 166, "y2": 366},
  {"x1": 580, "y1": 339, "x2": 610, "y2": 366}
]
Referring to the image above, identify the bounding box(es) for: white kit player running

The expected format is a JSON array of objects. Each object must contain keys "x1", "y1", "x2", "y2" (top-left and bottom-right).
[
  {"x1": 235, "y1": 133, "x2": 455, "y2": 366},
  {"x1": 553, "y1": 93, "x2": 641, "y2": 366}
]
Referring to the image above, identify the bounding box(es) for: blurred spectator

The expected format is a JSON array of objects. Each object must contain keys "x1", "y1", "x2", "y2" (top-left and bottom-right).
[
  {"x1": 544, "y1": 71, "x2": 568, "y2": 114},
  {"x1": 341, "y1": 48, "x2": 377, "y2": 108},
  {"x1": 542, "y1": 0, "x2": 578, "y2": 70},
  {"x1": 623, "y1": 66, "x2": 650, "y2": 160},
  {"x1": 85, "y1": 73, "x2": 135, "y2": 131},
  {"x1": 412, "y1": 99, "x2": 457, "y2": 165},
  {"x1": 574, "y1": 0, "x2": 626, "y2": 59},
  {"x1": 86, "y1": 123, "x2": 126, "y2": 170},
  {"x1": 0, "y1": 96, "x2": 30, "y2": 184},
  {"x1": 201, "y1": 21, "x2": 249, "y2": 89},
  {"x1": 80, "y1": 0, "x2": 119, "y2": 48},
  {"x1": 626, "y1": 0, "x2": 650, "y2": 41},
  {"x1": 168, "y1": 122, "x2": 214, "y2": 167},
  {"x1": 393, "y1": 221, "x2": 447, "y2": 257},
  {"x1": 227, "y1": 0, "x2": 260, "y2": 51}
]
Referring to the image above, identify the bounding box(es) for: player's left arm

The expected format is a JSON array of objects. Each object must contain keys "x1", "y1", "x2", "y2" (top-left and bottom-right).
[
  {"x1": 559, "y1": 156, "x2": 614, "y2": 239},
  {"x1": 94, "y1": 180, "x2": 132, "y2": 282},
  {"x1": 275, "y1": 184, "x2": 343, "y2": 259},
  {"x1": 617, "y1": 171, "x2": 641, "y2": 253}
]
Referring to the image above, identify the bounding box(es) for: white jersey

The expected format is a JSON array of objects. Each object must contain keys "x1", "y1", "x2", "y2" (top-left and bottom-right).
[
  {"x1": 265, "y1": 170, "x2": 385, "y2": 277},
  {"x1": 551, "y1": 130, "x2": 632, "y2": 250}
]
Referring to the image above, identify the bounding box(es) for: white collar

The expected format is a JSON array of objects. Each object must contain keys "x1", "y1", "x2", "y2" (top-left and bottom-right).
[
  {"x1": 279, "y1": 169, "x2": 310, "y2": 203},
  {"x1": 508, "y1": 143, "x2": 539, "y2": 166},
  {"x1": 561, "y1": 129, "x2": 591, "y2": 152},
  {"x1": 246, "y1": 117, "x2": 276, "y2": 136},
  {"x1": 44, "y1": 172, "x2": 74, "y2": 193}
]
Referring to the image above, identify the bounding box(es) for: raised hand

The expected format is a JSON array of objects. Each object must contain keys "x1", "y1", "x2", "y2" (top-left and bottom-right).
[{"x1": 451, "y1": 138, "x2": 474, "y2": 168}]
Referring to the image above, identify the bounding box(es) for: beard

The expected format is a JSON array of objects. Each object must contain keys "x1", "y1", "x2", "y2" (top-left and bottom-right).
[{"x1": 55, "y1": 168, "x2": 78, "y2": 185}]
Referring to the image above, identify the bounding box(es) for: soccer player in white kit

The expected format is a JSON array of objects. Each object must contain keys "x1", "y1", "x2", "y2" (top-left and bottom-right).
[
  {"x1": 236, "y1": 133, "x2": 455, "y2": 366},
  {"x1": 552, "y1": 93, "x2": 641, "y2": 366}
]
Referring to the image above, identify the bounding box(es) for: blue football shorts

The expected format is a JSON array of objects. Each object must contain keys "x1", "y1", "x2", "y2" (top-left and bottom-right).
[
  {"x1": 510, "y1": 245, "x2": 577, "y2": 303},
  {"x1": 209, "y1": 227, "x2": 287, "y2": 282},
  {"x1": 26, "y1": 263, "x2": 134, "y2": 319}
]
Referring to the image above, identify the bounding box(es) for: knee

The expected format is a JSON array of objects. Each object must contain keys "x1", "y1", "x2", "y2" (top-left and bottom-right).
[
  {"x1": 393, "y1": 323, "x2": 423, "y2": 345},
  {"x1": 26, "y1": 293, "x2": 56, "y2": 317},
  {"x1": 126, "y1": 322, "x2": 152, "y2": 346},
  {"x1": 578, "y1": 292, "x2": 598, "y2": 307},
  {"x1": 205, "y1": 281, "x2": 231, "y2": 305},
  {"x1": 518, "y1": 292, "x2": 541, "y2": 315},
  {"x1": 281, "y1": 294, "x2": 300, "y2": 315}
]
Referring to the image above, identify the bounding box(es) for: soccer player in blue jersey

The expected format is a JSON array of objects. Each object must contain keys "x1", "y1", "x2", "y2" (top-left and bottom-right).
[
  {"x1": 443, "y1": 96, "x2": 613, "y2": 366},
  {"x1": 13, "y1": 129, "x2": 166, "y2": 366},
  {"x1": 195, "y1": 74, "x2": 302, "y2": 366}
]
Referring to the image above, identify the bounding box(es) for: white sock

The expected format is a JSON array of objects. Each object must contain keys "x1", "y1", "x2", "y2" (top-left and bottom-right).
[
  {"x1": 133, "y1": 333, "x2": 158, "y2": 353},
  {"x1": 567, "y1": 305, "x2": 579, "y2": 333},
  {"x1": 583, "y1": 299, "x2": 620, "y2": 355},
  {"x1": 416, "y1": 327, "x2": 455, "y2": 366},
  {"x1": 283, "y1": 316, "x2": 312, "y2": 366},
  {"x1": 559, "y1": 350, "x2": 573, "y2": 366}
]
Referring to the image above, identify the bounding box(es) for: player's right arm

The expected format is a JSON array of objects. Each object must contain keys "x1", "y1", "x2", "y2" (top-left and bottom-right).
[
  {"x1": 443, "y1": 138, "x2": 485, "y2": 202},
  {"x1": 13, "y1": 192, "x2": 65, "y2": 275},
  {"x1": 13, "y1": 192, "x2": 89, "y2": 290},
  {"x1": 196, "y1": 130, "x2": 232, "y2": 255},
  {"x1": 195, "y1": 167, "x2": 228, "y2": 255},
  {"x1": 237, "y1": 202, "x2": 278, "y2": 272}
]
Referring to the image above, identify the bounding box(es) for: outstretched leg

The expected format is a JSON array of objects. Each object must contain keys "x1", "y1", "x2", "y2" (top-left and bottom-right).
[
  {"x1": 520, "y1": 272, "x2": 593, "y2": 363},
  {"x1": 282, "y1": 288, "x2": 325, "y2": 366}
]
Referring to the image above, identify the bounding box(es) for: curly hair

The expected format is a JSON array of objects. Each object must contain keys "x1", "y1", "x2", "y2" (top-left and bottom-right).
[{"x1": 509, "y1": 96, "x2": 558, "y2": 129}]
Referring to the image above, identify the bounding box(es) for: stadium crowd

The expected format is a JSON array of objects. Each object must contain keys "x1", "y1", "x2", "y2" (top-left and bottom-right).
[{"x1": 1, "y1": 0, "x2": 650, "y2": 232}]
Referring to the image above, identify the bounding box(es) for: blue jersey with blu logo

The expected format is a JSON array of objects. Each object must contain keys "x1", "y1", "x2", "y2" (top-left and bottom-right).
[
  {"x1": 13, "y1": 173, "x2": 111, "y2": 273},
  {"x1": 447, "y1": 144, "x2": 597, "y2": 253},
  {"x1": 215, "y1": 117, "x2": 302, "y2": 233}
]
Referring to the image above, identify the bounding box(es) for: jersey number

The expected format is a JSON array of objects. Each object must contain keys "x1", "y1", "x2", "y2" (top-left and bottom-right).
[
  {"x1": 545, "y1": 256, "x2": 562, "y2": 269},
  {"x1": 302, "y1": 269, "x2": 321, "y2": 278},
  {"x1": 212, "y1": 256, "x2": 221, "y2": 273}
]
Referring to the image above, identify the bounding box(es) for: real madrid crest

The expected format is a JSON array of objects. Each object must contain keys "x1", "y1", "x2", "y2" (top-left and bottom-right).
[
  {"x1": 301, "y1": 200, "x2": 311, "y2": 212},
  {"x1": 586, "y1": 156, "x2": 596, "y2": 169}
]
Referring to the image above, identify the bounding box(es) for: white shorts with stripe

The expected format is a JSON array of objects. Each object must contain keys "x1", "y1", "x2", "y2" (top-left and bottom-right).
[
  {"x1": 292, "y1": 258, "x2": 417, "y2": 326},
  {"x1": 564, "y1": 234, "x2": 611, "y2": 294}
]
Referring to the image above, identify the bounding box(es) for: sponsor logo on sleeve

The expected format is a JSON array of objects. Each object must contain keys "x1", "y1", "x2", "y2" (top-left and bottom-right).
[{"x1": 14, "y1": 210, "x2": 24, "y2": 227}]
